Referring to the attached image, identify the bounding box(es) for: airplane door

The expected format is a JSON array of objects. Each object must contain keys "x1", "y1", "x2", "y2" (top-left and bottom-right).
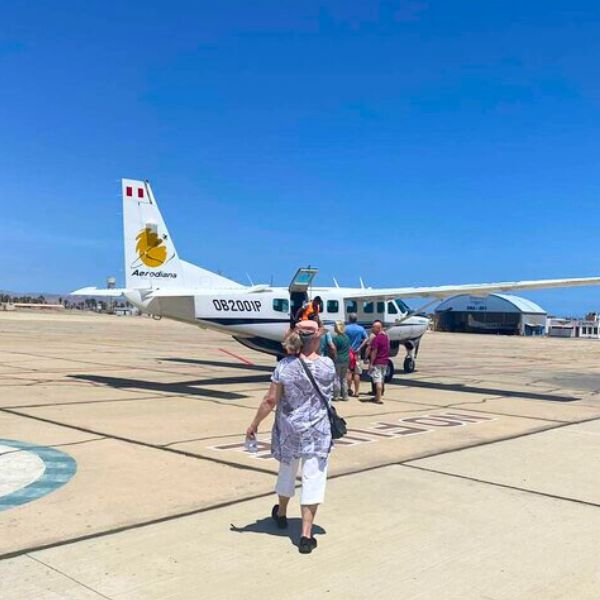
[{"x1": 289, "y1": 267, "x2": 318, "y2": 323}]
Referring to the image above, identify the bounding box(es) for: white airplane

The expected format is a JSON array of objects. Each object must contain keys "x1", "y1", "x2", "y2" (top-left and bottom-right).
[{"x1": 73, "y1": 178, "x2": 600, "y2": 381}]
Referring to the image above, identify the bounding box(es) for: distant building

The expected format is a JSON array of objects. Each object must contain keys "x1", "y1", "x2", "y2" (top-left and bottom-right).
[
  {"x1": 12, "y1": 303, "x2": 65, "y2": 311},
  {"x1": 434, "y1": 294, "x2": 546, "y2": 336},
  {"x1": 113, "y1": 306, "x2": 138, "y2": 316},
  {"x1": 547, "y1": 313, "x2": 600, "y2": 339},
  {"x1": 579, "y1": 314, "x2": 600, "y2": 338},
  {"x1": 546, "y1": 318, "x2": 576, "y2": 338}
]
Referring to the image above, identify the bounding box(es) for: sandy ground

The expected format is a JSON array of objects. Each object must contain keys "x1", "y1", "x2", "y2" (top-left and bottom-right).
[{"x1": 1, "y1": 311, "x2": 600, "y2": 599}]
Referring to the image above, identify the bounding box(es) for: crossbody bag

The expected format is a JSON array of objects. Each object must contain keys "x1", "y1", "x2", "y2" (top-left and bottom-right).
[{"x1": 299, "y1": 357, "x2": 347, "y2": 440}]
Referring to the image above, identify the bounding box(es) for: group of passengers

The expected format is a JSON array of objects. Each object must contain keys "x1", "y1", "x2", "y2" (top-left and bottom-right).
[
  {"x1": 295, "y1": 297, "x2": 390, "y2": 405},
  {"x1": 245, "y1": 297, "x2": 391, "y2": 554}
]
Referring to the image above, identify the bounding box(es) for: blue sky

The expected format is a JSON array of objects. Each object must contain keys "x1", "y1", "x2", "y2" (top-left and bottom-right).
[{"x1": 2, "y1": 1, "x2": 600, "y2": 315}]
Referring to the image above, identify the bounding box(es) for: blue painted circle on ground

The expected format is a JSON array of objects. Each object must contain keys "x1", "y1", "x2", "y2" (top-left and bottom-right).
[{"x1": 0, "y1": 439, "x2": 77, "y2": 511}]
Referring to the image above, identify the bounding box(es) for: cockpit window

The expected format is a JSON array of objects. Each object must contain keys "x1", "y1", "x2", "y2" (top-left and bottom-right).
[
  {"x1": 387, "y1": 301, "x2": 398, "y2": 315},
  {"x1": 395, "y1": 298, "x2": 410, "y2": 314}
]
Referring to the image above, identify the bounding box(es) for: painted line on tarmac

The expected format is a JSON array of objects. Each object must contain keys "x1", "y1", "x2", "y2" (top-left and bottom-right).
[
  {"x1": 209, "y1": 412, "x2": 497, "y2": 459},
  {"x1": 0, "y1": 439, "x2": 77, "y2": 512},
  {"x1": 218, "y1": 348, "x2": 255, "y2": 366},
  {"x1": 2, "y1": 412, "x2": 600, "y2": 562}
]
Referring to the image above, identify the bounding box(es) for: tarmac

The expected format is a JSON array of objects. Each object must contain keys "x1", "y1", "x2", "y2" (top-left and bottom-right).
[{"x1": 2, "y1": 311, "x2": 600, "y2": 599}]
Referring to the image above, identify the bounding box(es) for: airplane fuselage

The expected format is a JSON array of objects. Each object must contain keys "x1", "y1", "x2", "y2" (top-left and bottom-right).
[
  {"x1": 72, "y1": 178, "x2": 600, "y2": 374},
  {"x1": 125, "y1": 287, "x2": 429, "y2": 357}
]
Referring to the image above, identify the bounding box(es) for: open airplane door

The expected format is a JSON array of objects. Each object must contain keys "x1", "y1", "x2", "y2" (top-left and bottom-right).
[{"x1": 289, "y1": 267, "x2": 318, "y2": 323}]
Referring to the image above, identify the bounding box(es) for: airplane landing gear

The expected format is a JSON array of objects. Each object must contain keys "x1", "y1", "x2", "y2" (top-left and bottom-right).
[{"x1": 402, "y1": 339, "x2": 420, "y2": 373}]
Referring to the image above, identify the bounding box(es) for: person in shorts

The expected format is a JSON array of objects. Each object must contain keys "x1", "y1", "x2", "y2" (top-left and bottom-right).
[
  {"x1": 369, "y1": 320, "x2": 390, "y2": 404},
  {"x1": 344, "y1": 313, "x2": 368, "y2": 397}
]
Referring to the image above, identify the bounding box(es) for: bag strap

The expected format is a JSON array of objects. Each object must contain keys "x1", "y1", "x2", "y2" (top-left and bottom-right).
[{"x1": 298, "y1": 357, "x2": 330, "y2": 412}]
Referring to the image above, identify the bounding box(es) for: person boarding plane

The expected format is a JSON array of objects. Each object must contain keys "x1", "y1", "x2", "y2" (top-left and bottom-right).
[{"x1": 73, "y1": 179, "x2": 600, "y2": 381}]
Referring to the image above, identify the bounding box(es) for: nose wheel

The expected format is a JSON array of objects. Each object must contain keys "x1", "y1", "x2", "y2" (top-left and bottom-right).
[
  {"x1": 402, "y1": 339, "x2": 420, "y2": 373},
  {"x1": 403, "y1": 356, "x2": 416, "y2": 373},
  {"x1": 366, "y1": 338, "x2": 422, "y2": 389}
]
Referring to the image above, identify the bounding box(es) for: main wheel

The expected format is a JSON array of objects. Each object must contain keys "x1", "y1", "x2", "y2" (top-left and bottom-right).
[
  {"x1": 385, "y1": 359, "x2": 395, "y2": 383},
  {"x1": 403, "y1": 356, "x2": 416, "y2": 373}
]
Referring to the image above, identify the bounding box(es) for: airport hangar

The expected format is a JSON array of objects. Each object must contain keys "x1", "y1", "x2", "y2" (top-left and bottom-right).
[{"x1": 434, "y1": 293, "x2": 547, "y2": 336}]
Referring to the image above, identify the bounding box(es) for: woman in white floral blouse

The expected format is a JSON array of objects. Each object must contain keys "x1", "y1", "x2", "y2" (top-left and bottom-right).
[{"x1": 246, "y1": 319, "x2": 335, "y2": 554}]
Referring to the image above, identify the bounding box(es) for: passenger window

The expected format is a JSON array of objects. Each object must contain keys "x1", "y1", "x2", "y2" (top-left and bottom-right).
[
  {"x1": 377, "y1": 301, "x2": 385, "y2": 313},
  {"x1": 387, "y1": 301, "x2": 398, "y2": 315},
  {"x1": 364, "y1": 302, "x2": 374, "y2": 314},
  {"x1": 327, "y1": 300, "x2": 339, "y2": 313},
  {"x1": 272, "y1": 298, "x2": 289, "y2": 313},
  {"x1": 346, "y1": 300, "x2": 357, "y2": 313}
]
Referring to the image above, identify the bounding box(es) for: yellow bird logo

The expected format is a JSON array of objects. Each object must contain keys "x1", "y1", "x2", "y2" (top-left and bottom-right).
[{"x1": 135, "y1": 227, "x2": 167, "y2": 268}]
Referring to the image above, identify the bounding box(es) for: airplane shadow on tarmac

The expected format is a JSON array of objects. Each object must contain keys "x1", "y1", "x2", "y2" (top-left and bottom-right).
[
  {"x1": 387, "y1": 378, "x2": 578, "y2": 402},
  {"x1": 169, "y1": 359, "x2": 578, "y2": 402},
  {"x1": 70, "y1": 371, "x2": 272, "y2": 401},
  {"x1": 160, "y1": 358, "x2": 273, "y2": 372},
  {"x1": 71, "y1": 357, "x2": 577, "y2": 403},
  {"x1": 230, "y1": 517, "x2": 326, "y2": 548},
  {"x1": 168, "y1": 359, "x2": 576, "y2": 402}
]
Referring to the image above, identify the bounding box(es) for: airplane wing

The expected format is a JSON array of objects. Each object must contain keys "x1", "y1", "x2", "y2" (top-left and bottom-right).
[
  {"x1": 144, "y1": 285, "x2": 267, "y2": 298},
  {"x1": 343, "y1": 276, "x2": 600, "y2": 301},
  {"x1": 71, "y1": 285, "x2": 264, "y2": 299},
  {"x1": 71, "y1": 287, "x2": 127, "y2": 297}
]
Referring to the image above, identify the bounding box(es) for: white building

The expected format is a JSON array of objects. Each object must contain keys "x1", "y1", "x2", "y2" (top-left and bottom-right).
[
  {"x1": 548, "y1": 314, "x2": 600, "y2": 339},
  {"x1": 579, "y1": 317, "x2": 600, "y2": 338}
]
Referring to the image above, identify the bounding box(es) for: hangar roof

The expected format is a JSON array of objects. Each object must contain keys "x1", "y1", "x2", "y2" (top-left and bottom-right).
[{"x1": 435, "y1": 293, "x2": 546, "y2": 314}]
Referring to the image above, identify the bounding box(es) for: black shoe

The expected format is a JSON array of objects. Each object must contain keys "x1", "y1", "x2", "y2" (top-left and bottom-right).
[
  {"x1": 271, "y1": 504, "x2": 287, "y2": 529},
  {"x1": 298, "y1": 536, "x2": 317, "y2": 554}
]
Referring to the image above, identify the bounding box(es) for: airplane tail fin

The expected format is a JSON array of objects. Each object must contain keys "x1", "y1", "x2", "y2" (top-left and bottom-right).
[{"x1": 122, "y1": 179, "x2": 243, "y2": 290}]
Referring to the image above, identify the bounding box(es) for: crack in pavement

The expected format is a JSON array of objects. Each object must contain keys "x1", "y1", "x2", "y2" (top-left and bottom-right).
[{"x1": 26, "y1": 554, "x2": 113, "y2": 600}]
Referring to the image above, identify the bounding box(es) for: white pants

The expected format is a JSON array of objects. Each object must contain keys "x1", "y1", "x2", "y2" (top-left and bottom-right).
[{"x1": 275, "y1": 456, "x2": 328, "y2": 505}]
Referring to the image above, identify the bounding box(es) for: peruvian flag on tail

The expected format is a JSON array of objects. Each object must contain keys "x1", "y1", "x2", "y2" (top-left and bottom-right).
[{"x1": 124, "y1": 183, "x2": 145, "y2": 199}]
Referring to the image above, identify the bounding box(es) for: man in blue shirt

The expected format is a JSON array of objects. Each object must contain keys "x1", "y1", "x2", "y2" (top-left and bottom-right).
[{"x1": 345, "y1": 313, "x2": 368, "y2": 397}]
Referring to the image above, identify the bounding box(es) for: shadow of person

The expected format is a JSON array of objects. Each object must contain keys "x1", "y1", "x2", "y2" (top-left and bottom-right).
[{"x1": 230, "y1": 516, "x2": 326, "y2": 548}]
